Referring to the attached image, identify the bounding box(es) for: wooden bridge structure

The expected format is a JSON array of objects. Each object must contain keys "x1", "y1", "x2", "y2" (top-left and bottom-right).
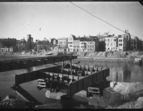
[
  {"x1": 14, "y1": 63, "x2": 110, "y2": 98},
  {"x1": 3, "y1": 54, "x2": 110, "y2": 105},
  {"x1": 0, "y1": 54, "x2": 77, "y2": 72}
]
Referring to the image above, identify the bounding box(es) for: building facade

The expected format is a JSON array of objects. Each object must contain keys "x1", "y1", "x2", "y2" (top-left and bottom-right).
[
  {"x1": 79, "y1": 38, "x2": 96, "y2": 52},
  {"x1": 0, "y1": 47, "x2": 13, "y2": 52},
  {"x1": 123, "y1": 30, "x2": 131, "y2": 50},
  {"x1": 130, "y1": 36, "x2": 142, "y2": 51},
  {"x1": 67, "y1": 35, "x2": 99, "y2": 52},
  {"x1": 67, "y1": 35, "x2": 80, "y2": 52},
  {"x1": 117, "y1": 35, "x2": 128, "y2": 51},
  {"x1": 58, "y1": 37, "x2": 68, "y2": 48},
  {"x1": 105, "y1": 36, "x2": 118, "y2": 51}
]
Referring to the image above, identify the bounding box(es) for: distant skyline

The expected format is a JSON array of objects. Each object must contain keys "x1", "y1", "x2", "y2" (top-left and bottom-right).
[{"x1": 0, "y1": 2, "x2": 143, "y2": 41}]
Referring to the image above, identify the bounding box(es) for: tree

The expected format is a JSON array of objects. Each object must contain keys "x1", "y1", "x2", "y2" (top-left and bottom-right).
[{"x1": 26, "y1": 35, "x2": 34, "y2": 51}]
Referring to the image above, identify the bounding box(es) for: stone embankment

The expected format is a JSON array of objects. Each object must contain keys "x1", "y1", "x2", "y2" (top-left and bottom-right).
[{"x1": 77, "y1": 51, "x2": 143, "y2": 63}]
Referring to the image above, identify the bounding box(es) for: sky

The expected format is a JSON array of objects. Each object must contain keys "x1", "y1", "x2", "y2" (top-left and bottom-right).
[{"x1": 0, "y1": 2, "x2": 143, "y2": 41}]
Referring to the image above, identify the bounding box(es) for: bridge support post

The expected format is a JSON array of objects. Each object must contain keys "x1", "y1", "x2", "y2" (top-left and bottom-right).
[
  {"x1": 70, "y1": 59, "x2": 73, "y2": 81},
  {"x1": 15, "y1": 74, "x2": 19, "y2": 86},
  {"x1": 86, "y1": 87, "x2": 89, "y2": 97},
  {"x1": 99, "y1": 80, "x2": 105, "y2": 97},
  {"x1": 61, "y1": 61, "x2": 64, "y2": 73}
]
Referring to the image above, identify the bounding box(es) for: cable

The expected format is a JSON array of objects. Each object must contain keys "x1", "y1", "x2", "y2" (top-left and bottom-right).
[{"x1": 70, "y1": 2, "x2": 136, "y2": 37}]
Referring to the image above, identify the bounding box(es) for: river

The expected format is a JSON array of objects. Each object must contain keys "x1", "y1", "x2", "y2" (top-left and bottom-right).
[{"x1": 0, "y1": 61, "x2": 143, "y2": 104}]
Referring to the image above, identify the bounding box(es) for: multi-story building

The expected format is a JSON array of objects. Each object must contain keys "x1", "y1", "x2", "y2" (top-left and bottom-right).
[
  {"x1": 96, "y1": 34, "x2": 112, "y2": 51},
  {"x1": 67, "y1": 35, "x2": 99, "y2": 52},
  {"x1": 67, "y1": 35, "x2": 80, "y2": 52},
  {"x1": 79, "y1": 37, "x2": 97, "y2": 52},
  {"x1": 130, "y1": 36, "x2": 142, "y2": 51},
  {"x1": 89, "y1": 36, "x2": 99, "y2": 51},
  {"x1": 0, "y1": 47, "x2": 13, "y2": 52},
  {"x1": 58, "y1": 37, "x2": 68, "y2": 52},
  {"x1": 117, "y1": 35, "x2": 128, "y2": 51},
  {"x1": 58, "y1": 37, "x2": 68, "y2": 48},
  {"x1": 123, "y1": 30, "x2": 131, "y2": 50},
  {"x1": 105, "y1": 35, "x2": 118, "y2": 51}
]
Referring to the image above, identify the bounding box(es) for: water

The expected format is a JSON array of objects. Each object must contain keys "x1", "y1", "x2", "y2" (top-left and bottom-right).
[
  {"x1": 79, "y1": 60, "x2": 143, "y2": 82},
  {"x1": 0, "y1": 61, "x2": 143, "y2": 104},
  {"x1": 0, "y1": 64, "x2": 57, "y2": 103}
]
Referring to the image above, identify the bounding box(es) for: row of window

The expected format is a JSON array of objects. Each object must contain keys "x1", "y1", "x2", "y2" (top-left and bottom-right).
[
  {"x1": 105, "y1": 39, "x2": 116, "y2": 42},
  {"x1": 107, "y1": 46, "x2": 124, "y2": 49},
  {"x1": 106, "y1": 43, "x2": 123, "y2": 46},
  {"x1": 68, "y1": 42, "x2": 73, "y2": 44},
  {"x1": 68, "y1": 45, "x2": 95, "y2": 48},
  {"x1": 69, "y1": 49, "x2": 95, "y2": 52},
  {"x1": 119, "y1": 39, "x2": 123, "y2": 42},
  {"x1": 105, "y1": 39, "x2": 123, "y2": 42},
  {"x1": 106, "y1": 43, "x2": 116, "y2": 46},
  {"x1": 119, "y1": 44, "x2": 122, "y2": 46},
  {"x1": 59, "y1": 42, "x2": 67, "y2": 44}
]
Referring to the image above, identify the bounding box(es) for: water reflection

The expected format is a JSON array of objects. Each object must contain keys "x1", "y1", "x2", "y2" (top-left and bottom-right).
[
  {"x1": 79, "y1": 60, "x2": 143, "y2": 83},
  {"x1": 123, "y1": 65, "x2": 131, "y2": 82}
]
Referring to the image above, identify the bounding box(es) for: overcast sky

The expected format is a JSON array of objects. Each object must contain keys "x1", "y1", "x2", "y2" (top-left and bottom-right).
[{"x1": 0, "y1": 2, "x2": 143, "y2": 41}]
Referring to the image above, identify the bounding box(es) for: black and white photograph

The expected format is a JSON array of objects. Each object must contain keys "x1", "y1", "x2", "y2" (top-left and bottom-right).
[{"x1": 0, "y1": 1, "x2": 143, "y2": 109}]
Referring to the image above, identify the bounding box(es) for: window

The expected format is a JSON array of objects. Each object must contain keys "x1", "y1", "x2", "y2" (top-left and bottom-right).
[
  {"x1": 119, "y1": 44, "x2": 122, "y2": 46},
  {"x1": 68, "y1": 42, "x2": 72, "y2": 44},
  {"x1": 119, "y1": 39, "x2": 122, "y2": 42},
  {"x1": 118, "y1": 35, "x2": 122, "y2": 38}
]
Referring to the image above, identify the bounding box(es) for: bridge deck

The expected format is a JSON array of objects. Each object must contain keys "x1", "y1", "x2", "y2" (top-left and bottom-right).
[{"x1": 0, "y1": 55, "x2": 77, "y2": 72}]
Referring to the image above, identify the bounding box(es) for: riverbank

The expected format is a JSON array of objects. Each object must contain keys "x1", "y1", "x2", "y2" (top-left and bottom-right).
[
  {"x1": 88, "y1": 81, "x2": 143, "y2": 109},
  {"x1": 77, "y1": 51, "x2": 143, "y2": 64},
  {"x1": 0, "y1": 52, "x2": 47, "y2": 61},
  {"x1": 1, "y1": 51, "x2": 143, "y2": 63},
  {"x1": 78, "y1": 57, "x2": 134, "y2": 63}
]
